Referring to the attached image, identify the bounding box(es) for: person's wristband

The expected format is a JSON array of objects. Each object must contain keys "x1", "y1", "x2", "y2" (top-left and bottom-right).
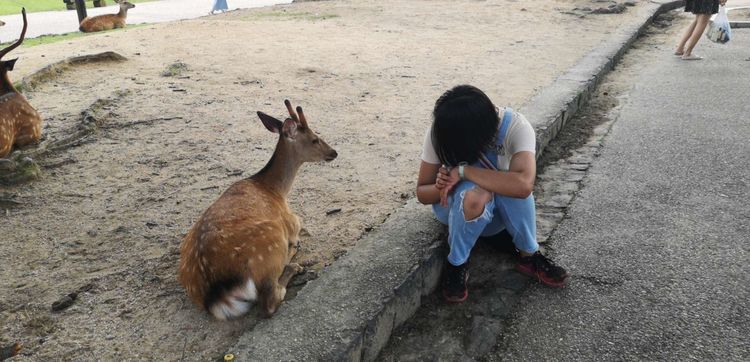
[{"x1": 458, "y1": 162, "x2": 468, "y2": 179}]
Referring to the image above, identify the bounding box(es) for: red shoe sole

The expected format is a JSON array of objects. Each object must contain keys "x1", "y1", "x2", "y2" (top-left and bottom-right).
[
  {"x1": 515, "y1": 264, "x2": 536, "y2": 277},
  {"x1": 443, "y1": 289, "x2": 468, "y2": 303},
  {"x1": 538, "y1": 273, "x2": 570, "y2": 288},
  {"x1": 515, "y1": 265, "x2": 570, "y2": 288}
]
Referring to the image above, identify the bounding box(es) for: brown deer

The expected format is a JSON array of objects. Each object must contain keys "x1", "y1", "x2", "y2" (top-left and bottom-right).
[
  {"x1": 0, "y1": 8, "x2": 43, "y2": 159},
  {"x1": 79, "y1": 0, "x2": 136, "y2": 33},
  {"x1": 179, "y1": 100, "x2": 338, "y2": 320}
]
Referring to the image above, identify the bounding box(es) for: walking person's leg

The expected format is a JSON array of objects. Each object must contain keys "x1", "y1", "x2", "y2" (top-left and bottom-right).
[
  {"x1": 676, "y1": 15, "x2": 699, "y2": 56},
  {"x1": 682, "y1": 14, "x2": 712, "y2": 60}
]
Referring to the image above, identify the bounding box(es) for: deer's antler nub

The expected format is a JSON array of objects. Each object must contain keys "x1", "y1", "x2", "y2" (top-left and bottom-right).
[{"x1": 296, "y1": 106, "x2": 309, "y2": 129}]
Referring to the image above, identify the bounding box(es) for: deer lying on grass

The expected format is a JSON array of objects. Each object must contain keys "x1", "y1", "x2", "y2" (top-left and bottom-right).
[
  {"x1": 0, "y1": 9, "x2": 43, "y2": 159},
  {"x1": 79, "y1": 0, "x2": 136, "y2": 33},
  {"x1": 179, "y1": 100, "x2": 338, "y2": 320}
]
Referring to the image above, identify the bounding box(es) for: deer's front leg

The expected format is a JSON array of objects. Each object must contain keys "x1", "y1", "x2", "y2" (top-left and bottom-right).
[
  {"x1": 262, "y1": 263, "x2": 304, "y2": 317},
  {"x1": 278, "y1": 263, "x2": 304, "y2": 288},
  {"x1": 287, "y1": 214, "x2": 302, "y2": 260}
]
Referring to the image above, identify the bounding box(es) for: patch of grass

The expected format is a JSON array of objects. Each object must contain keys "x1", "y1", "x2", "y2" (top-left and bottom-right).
[
  {"x1": 14, "y1": 31, "x2": 88, "y2": 47},
  {"x1": 239, "y1": 11, "x2": 339, "y2": 22},
  {"x1": 0, "y1": 23, "x2": 148, "y2": 49},
  {"x1": 161, "y1": 61, "x2": 189, "y2": 77},
  {"x1": 0, "y1": 0, "x2": 154, "y2": 16}
]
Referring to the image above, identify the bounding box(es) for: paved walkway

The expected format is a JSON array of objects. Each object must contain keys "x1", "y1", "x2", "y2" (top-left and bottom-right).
[
  {"x1": 495, "y1": 30, "x2": 750, "y2": 361},
  {"x1": 0, "y1": 0, "x2": 291, "y2": 41}
]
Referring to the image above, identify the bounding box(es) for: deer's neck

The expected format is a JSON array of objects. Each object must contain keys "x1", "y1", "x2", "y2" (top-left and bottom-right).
[
  {"x1": 118, "y1": 8, "x2": 129, "y2": 19},
  {"x1": 251, "y1": 137, "x2": 302, "y2": 196},
  {"x1": 0, "y1": 71, "x2": 17, "y2": 95}
]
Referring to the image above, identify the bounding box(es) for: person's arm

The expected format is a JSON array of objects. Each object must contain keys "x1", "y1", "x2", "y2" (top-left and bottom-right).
[
  {"x1": 437, "y1": 151, "x2": 536, "y2": 199},
  {"x1": 416, "y1": 161, "x2": 443, "y2": 205}
]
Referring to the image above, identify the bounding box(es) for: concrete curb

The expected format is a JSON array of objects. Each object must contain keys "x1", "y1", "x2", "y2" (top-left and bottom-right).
[
  {"x1": 728, "y1": 6, "x2": 750, "y2": 28},
  {"x1": 229, "y1": 1, "x2": 684, "y2": 360}
]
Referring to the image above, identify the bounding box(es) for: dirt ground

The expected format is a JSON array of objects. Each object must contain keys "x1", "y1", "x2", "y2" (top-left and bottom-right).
[{"x1": 1, "y1": 0, "x2": 651, "y2": 359}]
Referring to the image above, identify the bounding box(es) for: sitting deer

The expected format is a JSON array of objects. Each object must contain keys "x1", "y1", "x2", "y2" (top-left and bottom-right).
[
  {"x1": 79, "y1": 0, "x2": 136, "y2": 33},
  {"x1": 0, "y1": 9, "x2": 43, "y2": 159},
  {"x1": 179, "y1": 100, "x2": 338, "y2": 320}
]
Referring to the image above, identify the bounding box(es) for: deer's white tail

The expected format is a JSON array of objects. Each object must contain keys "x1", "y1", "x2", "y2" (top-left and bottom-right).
[{"x1": 207, "y1": 278, "x2": 258, "y2": 320}]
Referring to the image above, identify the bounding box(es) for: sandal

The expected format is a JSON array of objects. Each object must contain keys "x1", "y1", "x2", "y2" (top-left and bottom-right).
[{"x1": 681, "y1": 54, "x2": 703, "y2": 60}]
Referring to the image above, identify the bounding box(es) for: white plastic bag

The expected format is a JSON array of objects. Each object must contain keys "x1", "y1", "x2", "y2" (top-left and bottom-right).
[{"x1": 706, "y1": 5, "x2": 731, "y2": 44}]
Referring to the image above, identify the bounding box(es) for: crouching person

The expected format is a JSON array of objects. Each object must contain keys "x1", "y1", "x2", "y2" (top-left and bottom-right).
[{"x1": 416, "y1": 85, "x2": 569, "y2": 303}]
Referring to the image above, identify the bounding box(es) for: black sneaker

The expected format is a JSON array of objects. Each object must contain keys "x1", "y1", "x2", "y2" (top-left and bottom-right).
[
  {"x1": 442, "y1": 263, "x2": 469, "y2": 303},
  {"x1": 515, "y1": 251, "x2": 570, "y2": 288}
]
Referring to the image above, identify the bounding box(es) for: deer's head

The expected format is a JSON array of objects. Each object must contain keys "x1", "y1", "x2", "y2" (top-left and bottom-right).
[
  {"x1": 116, "y1": 0, "x2": 136, "y2": 10},
  {"x1": 257, "y1": 100, "x2": 338, "y2": 163},
  {"x1": 0, "y1": 9, "x2": 26, "y2": 80}
]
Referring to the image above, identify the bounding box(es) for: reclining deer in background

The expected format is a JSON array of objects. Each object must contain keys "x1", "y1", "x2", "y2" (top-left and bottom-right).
[
  {"x1": 179, "y1": 100, "x2": 338, "y2": 320},
  {"x1": 0, "y1": 8, "x2": 43, "y2": 159},
  {"x1": 79, "y1": 0, "x2": 136, "y2": 33}
]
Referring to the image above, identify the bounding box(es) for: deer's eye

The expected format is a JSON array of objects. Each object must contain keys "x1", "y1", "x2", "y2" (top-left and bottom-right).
[{"x1": 312, "y1": 139, "x2": 320, "y2": 144}]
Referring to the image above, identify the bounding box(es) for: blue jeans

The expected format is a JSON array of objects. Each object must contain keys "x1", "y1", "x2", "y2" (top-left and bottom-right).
[{"x1": 433, "y1": 180, "x2": 539, "y2": 266}]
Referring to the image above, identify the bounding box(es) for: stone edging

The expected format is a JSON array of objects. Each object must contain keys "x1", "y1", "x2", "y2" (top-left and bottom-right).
[
  {"x1": 727, "y1": 6, "x2": 750, "y2": 28},
  {"x1": 228, "y1": 1, "x2": 684, "y2": 360}
]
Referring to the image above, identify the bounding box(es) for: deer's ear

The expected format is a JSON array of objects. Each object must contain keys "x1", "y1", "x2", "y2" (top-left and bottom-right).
[
  {"x1": 257, "y1": 111, "x2": 282, "y2": 133},
  {"x1": 5, "y1": 58, "x2": 17, "y2": 71},
  {"x1": 282, "y1": 118, "x2": 298, "y2": 139}
]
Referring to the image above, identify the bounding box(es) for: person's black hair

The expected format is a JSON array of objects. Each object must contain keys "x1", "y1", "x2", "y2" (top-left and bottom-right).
[{"x1": 431, "y1": 85, "x2": 499, "y2": 167}]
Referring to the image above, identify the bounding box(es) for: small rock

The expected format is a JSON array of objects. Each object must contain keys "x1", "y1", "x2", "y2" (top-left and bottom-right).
[
  {"x1": 0, "y1": 159, "x2": 15, "y2": 172},
  {"x1": 76, "y1": 283, "x2": 95, "y2": 294},
  {"x1": 332, "y1": 249, "x2": 347, "y2": 259},
  {"x1": 325, "y1": 208, "x2": 342, "y2": 215},
  {"x1": 51, "y1": 293, "x2": 78, "y2": 312},
  {"x1": 87, "y1": 229, "x2": 98, "y2": 237},
  {"x1": 301, "y1": 259, "x2": 318, "y2": 267},
  {"x1": 289, "y1": 270, "x2": 319, "y2": 287},
  {"x1": 146, "y1": 221, "x2": 158, "y2": 229}
]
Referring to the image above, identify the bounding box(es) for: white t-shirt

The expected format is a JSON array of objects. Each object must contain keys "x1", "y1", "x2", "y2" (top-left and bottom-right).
[{"x1": 420, "y1": 108, "x2": 536, "y2": 171}]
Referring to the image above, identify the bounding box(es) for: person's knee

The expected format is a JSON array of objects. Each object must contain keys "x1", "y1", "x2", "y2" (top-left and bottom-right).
[{"x1": 462, "y1": 188, "x2": 492, "y2": 221}]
